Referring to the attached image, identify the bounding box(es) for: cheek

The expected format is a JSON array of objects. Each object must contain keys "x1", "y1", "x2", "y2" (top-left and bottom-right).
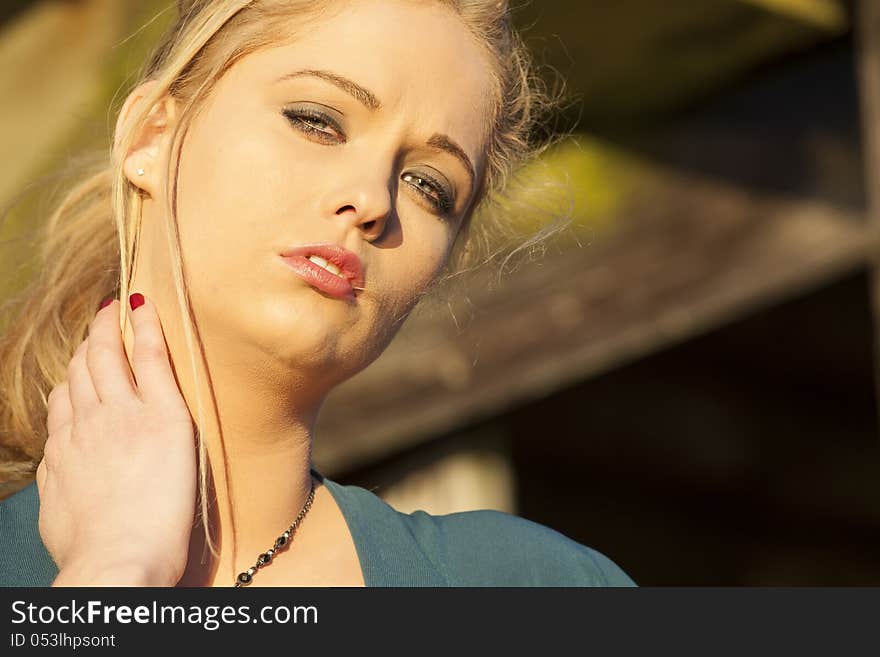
[
  {"x1": 379, "y1": 229, "x2": 453, "y2": 314},
  {"x1": 174, "y1": 115, "x2": 311, "y2": 273}
]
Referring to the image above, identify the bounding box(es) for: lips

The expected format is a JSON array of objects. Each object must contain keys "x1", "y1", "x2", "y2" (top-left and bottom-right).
[{"x1": 279, "y1": 243, "x2": 365, "y2": 300}]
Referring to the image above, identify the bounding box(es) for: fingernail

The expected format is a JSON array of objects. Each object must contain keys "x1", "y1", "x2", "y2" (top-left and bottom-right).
[
  {"x1": 129, "y1": 293, "x2": 145, "y2": 311},
  {"x1": 98, "y1": 297, "x2": 114, "y2": 310}
]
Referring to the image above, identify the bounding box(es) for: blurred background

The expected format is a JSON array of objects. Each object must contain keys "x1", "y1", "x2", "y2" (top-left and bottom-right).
[{"x1": 1, "y1": 0, "x2": 879, "y2": 585}]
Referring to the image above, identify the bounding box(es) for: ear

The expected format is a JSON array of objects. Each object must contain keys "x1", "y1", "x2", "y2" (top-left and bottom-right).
[{"x1": 113, "y1": 80, "x2": 178, "y2": 198}]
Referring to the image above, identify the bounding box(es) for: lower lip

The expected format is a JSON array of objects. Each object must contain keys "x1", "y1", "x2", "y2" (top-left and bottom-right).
[{"x1": 279, "y1": 256, "x2": 355, "y2": 300}]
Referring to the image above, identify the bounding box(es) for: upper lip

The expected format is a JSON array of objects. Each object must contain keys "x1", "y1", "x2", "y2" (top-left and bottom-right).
[{"x1": 279, "y1": 243, "x2": 365, "y2": 289}]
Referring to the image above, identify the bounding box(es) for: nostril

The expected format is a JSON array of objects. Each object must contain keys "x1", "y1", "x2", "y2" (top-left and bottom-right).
[{"x1": 336, "y1": 204, "x2": 356, "y2": 215}]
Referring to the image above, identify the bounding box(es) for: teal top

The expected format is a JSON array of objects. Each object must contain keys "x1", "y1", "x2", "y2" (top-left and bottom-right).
[{"x1": 0, "y1": 472, "x2": 636, "y2": 587}]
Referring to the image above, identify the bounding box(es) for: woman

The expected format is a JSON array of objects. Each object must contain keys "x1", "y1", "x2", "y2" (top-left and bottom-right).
[{"x1": 0, "y1": 0, "x2": 634, "y2": 587}]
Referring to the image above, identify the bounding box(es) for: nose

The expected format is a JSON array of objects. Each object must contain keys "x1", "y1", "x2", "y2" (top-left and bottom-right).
[{"x1": 322, "y1": 169, "x2": 394, "y2": 242}]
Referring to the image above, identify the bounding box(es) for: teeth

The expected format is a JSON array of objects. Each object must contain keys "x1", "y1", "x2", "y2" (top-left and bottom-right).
[{"x1": 307, "y1": 255, "x2": 343, "y2": 277}]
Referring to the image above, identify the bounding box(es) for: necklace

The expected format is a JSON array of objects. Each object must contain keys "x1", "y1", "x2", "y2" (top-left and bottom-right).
[{"x1": 234, "y1": 477, "x2": 316, "y2": 587}]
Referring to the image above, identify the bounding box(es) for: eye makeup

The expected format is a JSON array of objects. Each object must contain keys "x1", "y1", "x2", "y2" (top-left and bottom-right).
[
  {"x1": 282, "y1": 104, "x2": 345, "y2": 143},
  {"x1": 402, "y1": 171, "x2": 455, "y2": 215},
  {"x1": 281, "y1": 103, "x2": 458, "y2": 217}
]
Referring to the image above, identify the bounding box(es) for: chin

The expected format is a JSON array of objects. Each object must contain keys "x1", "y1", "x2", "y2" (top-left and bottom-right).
[{"x1": 244, "y1": 289, "x2": 387, "y2": 367}]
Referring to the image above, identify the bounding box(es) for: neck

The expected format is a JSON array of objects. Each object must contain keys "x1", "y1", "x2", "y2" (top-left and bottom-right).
[{"x1": 121, "y1": 285, "x2": 328, "y2": 586}]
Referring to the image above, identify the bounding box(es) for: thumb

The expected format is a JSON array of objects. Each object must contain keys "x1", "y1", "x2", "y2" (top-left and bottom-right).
[{"x1": 128, "y1": 292, "x2": 180, "y2": 405}]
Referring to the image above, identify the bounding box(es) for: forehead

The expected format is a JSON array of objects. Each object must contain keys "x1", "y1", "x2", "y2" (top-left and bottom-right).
[{"x1": 224, "y1": 0, "x2": 494, "y2": 165}]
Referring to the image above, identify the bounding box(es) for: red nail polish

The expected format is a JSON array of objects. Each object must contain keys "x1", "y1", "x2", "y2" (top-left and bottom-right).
[
  {"x1": 99, "y1": 297, "x2": 113, "y2": 310},
  {"x1": 129, "y1": 293, "x2": 145, "y2": 311}
]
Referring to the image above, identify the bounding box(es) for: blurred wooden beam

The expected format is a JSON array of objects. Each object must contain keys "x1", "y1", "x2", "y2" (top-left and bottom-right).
[
  {"x1": 741, "y1": 0, "x2": 847, "y2": 29},
  {"x1": 856, "y1": 0, "x2": 880, "y2": 438}
]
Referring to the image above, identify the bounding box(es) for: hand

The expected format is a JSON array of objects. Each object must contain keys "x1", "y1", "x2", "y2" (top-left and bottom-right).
[{"x1": 37, "y1": 294, "x2": 197, "y2": 586}]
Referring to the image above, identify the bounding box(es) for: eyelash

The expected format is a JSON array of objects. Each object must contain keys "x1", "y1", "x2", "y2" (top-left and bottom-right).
[
  {"x1": 401, "y1": 173, "x2": 453, "y2": 215},
  {"x1": 283, "y1": 108, "x2": 343, "y2": 143},
  {"x1": 282, "y1": 108, "x2": 455, "y2": 216}
]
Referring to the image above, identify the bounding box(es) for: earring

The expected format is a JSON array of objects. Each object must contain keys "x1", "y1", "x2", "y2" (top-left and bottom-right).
[{"x1": 136, "y1": 168, "x2": 145, "y2": 176}]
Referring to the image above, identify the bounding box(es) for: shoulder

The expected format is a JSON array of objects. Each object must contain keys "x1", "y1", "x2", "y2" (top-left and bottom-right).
[
  {"x1": 406, "y1": 507, "x2": 637, "y2": 587},
  {"x1": 325, "y1": 477, "x2": 635, "y2": 587},
  {"x1": 0, "y1": 481, "x2": 59, "y2": 586}
]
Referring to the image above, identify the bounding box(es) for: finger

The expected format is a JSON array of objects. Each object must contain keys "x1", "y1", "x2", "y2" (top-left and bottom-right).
[
  {"x1": 47, "y1": 380, "x2": 72, "y2": 435},
  {"x1": 86, "y1": 299, "x2": 138, "y2": 404},
  {"x1": 67, "y1": 338, "x2": 100, "y2": 418},
  {"x1": 128, "y1": 292, "x2": 179, "y2": 404}
]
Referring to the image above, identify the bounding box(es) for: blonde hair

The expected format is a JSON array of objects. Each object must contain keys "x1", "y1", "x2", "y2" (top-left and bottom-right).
[{"x1": 0, "y1": 0, "x2": 571, "y2": 558}]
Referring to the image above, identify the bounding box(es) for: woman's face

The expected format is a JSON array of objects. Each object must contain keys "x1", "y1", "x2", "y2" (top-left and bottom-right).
[{"x1": 138, "y1": 0, "x2": 493, "y2": 388}]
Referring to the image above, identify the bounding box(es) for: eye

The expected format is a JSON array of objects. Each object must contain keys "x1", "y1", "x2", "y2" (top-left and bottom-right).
[
  {"x1": 282, "y1": 108, "x2": 345, "y2": 144},
  {"x1": 402, "y1": 172, "x2": 454, "y2": 216}
]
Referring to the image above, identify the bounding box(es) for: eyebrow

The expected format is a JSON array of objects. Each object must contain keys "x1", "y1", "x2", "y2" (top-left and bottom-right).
[
  {"x1": 277, "y1": 68, "x2": 381, "y2": 110},
  {"x1": 425, "y1": 134, "x2": 475, "y2": 189},
  {"x1": 276, "y1": 68, "x2": 476, "y2": 189}
]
